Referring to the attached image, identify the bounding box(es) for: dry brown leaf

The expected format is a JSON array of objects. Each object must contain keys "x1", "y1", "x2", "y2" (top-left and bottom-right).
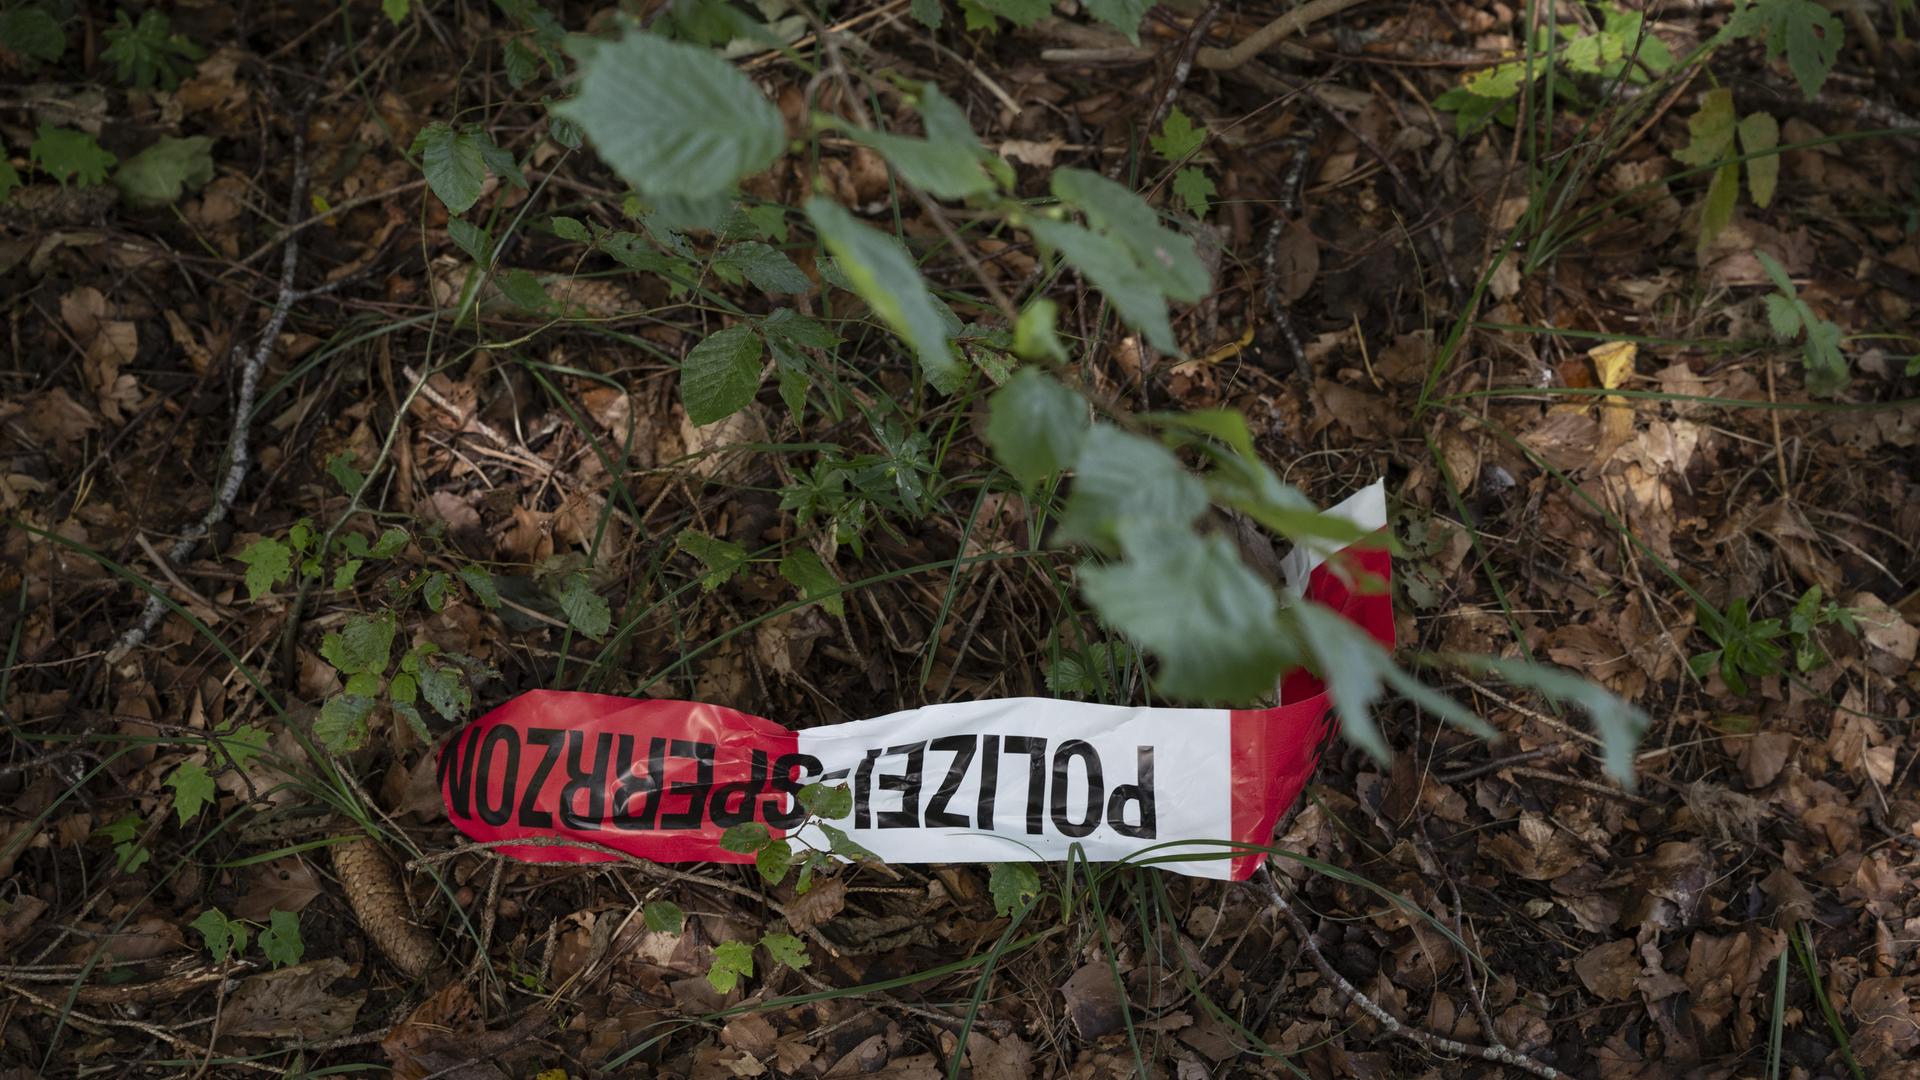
[
  {"x1": 1575, "y1": 939, "x2": 1642, "y2": 1002},
  {"x1": 223, "y1": 957, "x2": 365, "y2": 1040},
  {"x1": 1483, "y1": 815, "x2": 1585, "y2": 881},
  {"x1": 784, "y1": 875, "x2": 848, "y2": 932},
  {"x1": 1060, "y1": 961, "x2": 1128, "y2": 1040},
  {"x1": 235, "y1": 857, "x2": 325, "y2": 921}
]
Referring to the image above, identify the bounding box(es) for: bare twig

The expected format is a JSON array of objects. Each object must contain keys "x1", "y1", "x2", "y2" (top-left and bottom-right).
[
  {"x1": 1257, "y1": 871, "x2": 1562, "y2": 1079},
  {"x1": 1195, "y1": 0, "x2": 1373, "y2": 70}
]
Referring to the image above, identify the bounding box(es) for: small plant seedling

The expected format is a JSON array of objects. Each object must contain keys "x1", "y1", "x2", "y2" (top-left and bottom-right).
[
  {"x1": 101, "y1": 8, "x2": 204, "y2": 90},
  {"x1": 1691, "y1": 586, "x2": 1854, "y2": 695},
  {"x1": 1756, "y1": 251, "x2": 1848, "y2": 396}
]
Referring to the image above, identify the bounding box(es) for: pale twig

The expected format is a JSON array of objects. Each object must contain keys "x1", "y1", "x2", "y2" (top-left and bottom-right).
[
  {"x1": 1257, "y1": 871, "x2": 1562, "y2": 1079},
  {"x1": 1195, "y1": 0, "x2": 1373, "y2": 70},
  {"x1": 2, "y1": 980, "x2": 286, "y2": 1076}
]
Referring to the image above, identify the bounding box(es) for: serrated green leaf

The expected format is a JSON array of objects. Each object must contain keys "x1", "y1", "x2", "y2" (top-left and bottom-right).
[
  {"x1": 503, "y1": 36, "x2": 540, "y2": 89},
  {"x1": 1079, "y1": 523, "x2": 1290, "y2": 702},
  {"x1": 368, "y1": 527, "x2": 409, "y2": 559},
  {"x1": 331, "y1": 559, "x2": 363, "y2": 592},
  {"x1": 987, "y1": 862, "x2": 1040, "y2": 916},
  {"x1": 258, "y1": 910, "x2": 304, "y2": 968},
  {"x1": 1051, "y1": 168, "x2": 1210, "y2": 301},
  {"x1": 643, "y1": 900, "x2": 686, "y2": 933},
  {"x1": 190, "y1": 908, "x2": 247, "y2": 964},
  {"x1": 1467, "y1": 658, "x2": 1649, "y2": 788},
  {"x1": 762, "y1": 307, "x2": 839, "y2": 349},
  {"x1": 557, "y1": 31, "x2": 785, "y2": 199},
  {"x1": 1084, "y1": 0, "x2": 1154, "y2": 42},
  {"x1": 422, "y1": 571, "x2": 449, "y2": 612},
  {"x1": 677, "y1": 530, "x2": 749, "y2": 590},
  {"x1": 413, "y1": 122, "x2": 486, "y2": 214},
  {"x1": 459, "y1": 566, "x2": 502, "y2": 607},
  {"x1": 418, "y1": 663, "x2": 470, "y2": 722},
  {"x1": 1756, "y1": 0, "x2": 1842, "y2": 101},
  {"x1": 314, "y1": 693, "x2": 376, "y2": 753},
  {"x1": 1802, "y1": 317, "x2": 1848, "y2": 396},
  {"x1": 1150, "y1": 108, "x2": 1205, "y2": 163},
  {"x1": 843, "y1": 86, "x2": 996, "y2": 200},
  {"x1": 101, "y1": 9, "x2": 202, "y2": 90},
  {"x1": 552, "y1": 215, "x2": 589, "y2": 242},
  {"x1": 1028, "y1": 218, "x2": 1182, "y2": 354},
  {"x1": 389, "y1": 671, "x2": 418, "y2": 705},
  {"x1": 721, "y1": 821, "x2": 773, "y2": 853},
  {"x1": 1056, "y1": 425, "x2": 1207, "y2": 551},
  {"x1": 707, "y1": 939, "x2": 754, "y2": 993},
  {"x1": 320, "y1": 614, "x2": 396, "y2": 676},
  {"x1": 715, "y1": 241, "x2": 810, "y2": 294},
  {"x1": 804, "y1": 197, "x2": 960, "y2": 391},
  {"x1": 779, "y1": 548, "x2": 844, "y2": 617},
  {"x1": 217, "y1": 725, "x2": 269, "y2": 771},
  {"x1": 681, "y1": 324, "x2": 764, "y2": 426},
  {"x1": 1172, "y1": 167, "x2": 1215, "y2": 217},
  {"x1": 1290, "y1": 600, "x2": 1491, "y2": 764},
  {"x1": 448, "y1": 217, "x2": 493, "y2": 264},
  {"x1": 1754, "y1": 250, "x2": 1797, "y2": 297},
  {"x1": 1012, "y1": 298, "x2": 1068, "y2": 363},
  {"x1": 755, "y1": 841, "x2": 792, "y2": 884},
  {"x1": 113, "y1": 136, "x2": 214, "y2": 208},
  {"x1": 555, "y1": 575, "x2": 611, "y2": 640},
  {"x1": 1673, "y1": 88, "x2": 1735, "y2": 168},
  {"x1": 1738, "y1": 111, "x2": 1779, "y2": 208},
  {"x1": 910, "y1": 0, "x2": 945, "y2": 29},
  {"x1": 1763, "y1": 293, "x2": 1803, "y2": 340},
  {"x1": 237, "y1": 537, "x2": 292, "y2": 601},
  {"x1": 30, "y1": 125, "x2": 115, "y2": 187},
  {"x1": 760, "y1": 931, "x2": 809, "y2": 970},
  {"x1": 986, "y1": 369, "x2": 1088, "y2": 488},
  {"x1": 797, "y1": 782, "x2": 853, "y2": 819},
  {"x1": 0, "y1": 7, "x2": 65, "y2": 62},
  {"x1": 166, "y1": 761, "x2": 216, "y2": 824},
  {"x1": 344, "y1": 671, "x2": 381, "y2": 698}
]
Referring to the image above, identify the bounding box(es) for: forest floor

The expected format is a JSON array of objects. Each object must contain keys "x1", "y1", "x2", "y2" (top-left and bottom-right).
[{"x1": 3, "y1": 1, "x2": 1919, "y2": 1078}]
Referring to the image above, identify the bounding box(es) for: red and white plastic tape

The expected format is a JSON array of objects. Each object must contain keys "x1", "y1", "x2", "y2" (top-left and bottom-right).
[{"x1": 439, "y1": 482, "x2": 1391, "y2": 880}]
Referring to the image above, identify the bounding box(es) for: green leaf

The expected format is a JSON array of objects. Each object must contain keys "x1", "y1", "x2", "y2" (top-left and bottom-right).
[
  {"x1": 762, "y1": 307, "x2": 840, "y2": 349},
  {"x1": 1290, "y1": 600, "x2": 1492, "y2": 763},
  {"x1": 327, "y1": 450, "x2": 366, "y2": 496},
  {"x1": 964, "y1": 0, "x2": 1049, "y2": 30},
  {"x1": 497, "y1": 269, "x2": 547, "y2": 310},
  {"x1": 804, "y1": 197, "x2": 960, "y2": 391},
  {"x1": 818, "y1": 822, "x2": 877, "y2": 862},
  {"x1": 1754, "y1": 250, "x2": 1798, "y2": 297},
  {"x1": 1738, "y1": 111, "x2": 1780, "y2": 208},
  {"x1": 258, "y1": 910, "x2": 304, "y2": 968},
  {"x1": 797, "y1": 782, "x2": 853, "y2": 819},
  {"x1": 1079, "y1": 523, "x2": 1291, "y2": 702},
  {"x1": 418, "y1": 663, "x2": 470, "y2": 722},
  {"x1": 1084, "y1": 0, "x2": 1154, "y2": 41},
  {"x1": 383, "y1": 0, "x2": 410, "y2": 24},
  {"x1": 237, "y1": 537, "x2": 292, "y2": 601},
  {"x1": 459, "y1": 566, "x2": 502, "y2": 607},
  {"x1": 1673, "y1": 88, "x2": 1735, "y2": 168},
  {"x1": 755, "y1": 841, "x2": 792, "y2": 884},
  {"x1": 721, "y1": 821, "x2": 773, "y2": 853},
  {"x1": 681, "y1": 324, "x2": 764, "y2": 426},
  {"x1": 190, "y1": 908, "x2": 247, "y2": 964},
  {"x1": 113, "y1": 136, "x2": 215, "y2": 209},
  {"x1": 448, "y1": 218, "x2": 494, "y2": 264},
  {"x1": 101, "y1": 10, "x2": 202, "y2": 90},
  {"x1": 707, "y1": 939, "x2": 755, "y2": 993},
  {"x1": 555, "y1": 575, "x2": 611, "y2": 640},
  {"x1": 1698, "y1": 162, "x2": 1739, "y2": 254},
  {"x1": 0, "y1": 159, "x2": 20, "y2": 204},
  {"x1": 314, "y1": 693, "x2": 376, "y2": 753},
  {"x1": 1801, "y1": 317, "x2": 1848, "y2": 396},
  {"x1": 759, "y1": 931, "x2": 809, "y2": 970},
  {"x1": 987, "y1": 862, "x2": 1040, "y2": 916},
  {"x1": 1051, "y1": 168, "x2": 1210, "y2": 301},
  {"x1": 643, "y1": 900, "x2": 686, "y2": 933},
  {"x1": 677, "y1": 530, "x2": 749, "y2": 590},
  {"x1": 1763, "y1": 293, "x2": 1803, "y2": 340},
  {"x1": 1467, "y1": 658, "x2": 1650, "y2": 789},
  {"x1": 29, "y1": 125, "x2": 115, "y2": 187},
  {"x1": 910, "y1": 0, "x2": 945, "y2": 29},
  {"x1": 344, "y1": 671, "x2": 382, "y2": 698},
  {"x1": 1150, "y1": 108, "x2": 1206, "y2": 163},
  {"x1": 389, "y1": 671, "x2": 418, "y2": 706},
  {"x1": 320, "y1": 614, "x2": 396, "y2": 676},
  {"x1": 557, "y1": 31, "x2": 785, "y2": 199},
  {"x1": 331, "y1": 560, "x2": 363, "y2": 592},
  {"x1": 217, "y1": 725, "x2": 269, "y2": 771},
  {"x1": 368, "y1": 527, "x2": 409, "y2": 559},
  {"x1": 1056, "y1": 425, "x2": 1207, "y2": 551},
  {"x1": 413, "y1": 122, "x2": 488, "y2": 215},
  {"x1": 715, "y1": 241, "x2": 810, "y2": 294},
  {"x1": 1012, "y1": 298, "x2": 1068, "y2": 363},
  {"x1": 1755, "y1": 0, "x2": 1842, "y2": 100},
  {"x1": 1144, "y1": 409, "x2": 1255, "y2": 459},
  {"x1": 986, "y1": 369, "x2": 1088, "y2": 488},
  {"x1": 552, "y1": 215, "x2": 590, "y2": 242},
  {"x1": 1172, "y1": 167, "x2": 1215, "y2": 217},
  {"x1": 1, "y1": 7, "x2": 66, "y2": 62},
  {"x1": 843, "y1": 86, "x2": 996, "y2": 200},
  {"x1": 166, "y1": 761, "x2": 216, "y2": 824},
  {"x1": 779, "y1": 548, "x2": 844, "y2": 617},
  {"x1": 421, "y1": 571, "x2": 449, "y2": 612}
]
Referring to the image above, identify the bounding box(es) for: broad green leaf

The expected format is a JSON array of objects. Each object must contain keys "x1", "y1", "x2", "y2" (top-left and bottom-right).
[
  {"x1": 217, "y1": 725, "x2": 269, "y2": 771},
  {"x1": 1802, "y1": 317, "x2": 1847, "y2": 396},
  {"x1": 331, "y1": 559, "x2": 362, "y2": 591},
  {"x1": 1150, "y1": 108, "x2": 1205, "y2": 163},
  {"x1": 327, "y1": 451, "x2": 366, "y2": 496},
  {"x1": 676, "y1": 530, "x2": 749, "y2": 590},
  {"x1": 413, "y1": 122, "x2": 487, "y2": 215},
  {"x1": 1144, "y1": 409, "x2": 1255, "y2": 459},
  {"x1": 237, "y1": 537, "x2": 292, "y2": 601},
  {"x1": 389, "y1": 671, "x2": 418, "y2": 705},
  {"x1": 496, "y1": 269, "x2": 549, "y2": 310},
  {"x1": 383, "y1": 0, "x2": 410, "y2": 24},
  {"x1": 963, "y1": 0, "x2": 1049, "y2": 30},
  {"x1": 985, "y1": 369, "x2": 1088, "y2": 488},
  {"x1": 448, "y1": 218, "x2": 494, "y2": 264},
  {"x1": 1738, "y1": 111, "x2": 1780, "y2": 208},
  {"x1": 804, "y1": 197, "x2": 959, "y2": 391},
  {"x1": 643, "y1": 900, "x2": 686, "y2": 933},
  {"x1": 1698, "y1": 162, "x2": 1739, "y2": 254},
  {"x1": 681, "y1": 324, "x2": 764, "y2": 426},
  {"x1": 1080, "y1": 523, "x2": 1290, "y2": 702},
  {"x1": 258, "y1": 910, "x2": 304, "y2": 968},
  {"x1": 1672, "y1": 89, "x2": 1735, "y2": 168},
  {"x1": 503, "y1": 36, "x2": 540, "y2": 88},
  {"x1": 314, "y1": 694, "x2": 376, "y2": 752},
  {"x1": 818, "y1": 822, "x2": 877, "y2": 862},
  {"x1": 844, "y1": 86, "x2": 996, "y2": 200},
  {"x1": 30, "y1": 125, "x2": 115, "y2": 187},
  {"x1": 0, "y1": 7, "x2": 65, "y2": 62},
  {"x1": 910, "y1": 0, "x2": 944, "y2": 29},
  {"x1": 101, "y1": 9, "x2": 202, "y2": 90},
  {"x1": 557, "y1": 31, "x2": 785, "y2": 199},
  {"x1": 1754, "y1": 0, "x2": 1842, "y2": 100},
  {"x1": 368, "y1": 527, "x2": 409, "y2": 559},
  {"x1": 987, "y1": 862, "x2": 1040, "y2": 916},
  {"x1": 1012, "y1": 298, "x2": 1068, "y2": 362},
  {"x1": 1290, "y1": 601, "x2": 1492, "y2": 763},
  {"x1": 555, "y1": 575, "x2": 611, "y2": 640},
  {"x1": 344, "y1": 671, "x2": 382, "y2": 698},
  {"x1": 166, "y1": 761, "x2": 216, "y2": 824},
  {"x1": 779, "y1": 549, "x2": 844, "y2": 617},
  {"x1": 190, "y1": 908, "x2": 247, "y2": 964},
  {"x1": 760, "y1": 931, "x2": 809, "y2": 970},
  {"x1": 114, "y1": 136, "x2": 215, "y2": 208},
  {"x1": 1051, "y1": 169, "x2": 1209, "y2": 301},
  {"x1": 707, "y1": 939, "x2": 754, "y2": 993},
  {"x1": 715, "y1": 241, "x2": 810, "y2": 294},
  {"x1": 797, "y1": 782, "x2": 853, "y2": 819},
  {"x1": 418, "y1": 663, "x2": 469, "y2": 722},
  {"x1": 1028, "y1": 218, "x2": 1181, "y2": 353},
  {"x1": 762, "y1": 307, "x2": 839, "y2": 349},
  {"x1": 1056, "y1": 425, "x2": 1207, "y2": 551},
  {"x1": 1467, "y1": 658, "x2": 1649, "y2": 788},
  {"x1": 320, "y1": 614, "x2": 396, "y2": 676},
  {"x1": 459, "y1": 566, "x2": 502, "y2": 607},
  {"x1": 721, "y1": 822, "x2": 773, "y2": 853},
  {"x1": 1172, "y1": 167, "x2": 1215, "y2": 217},
  {"x1": 755, "y1": 841, "x2": 792, "y2": 884},
  {"x1": 551, "y1": 215, "x2": 589, "y2": 242}
]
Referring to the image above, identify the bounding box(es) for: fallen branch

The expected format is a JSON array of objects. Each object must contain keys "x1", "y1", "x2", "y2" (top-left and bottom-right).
[
  {"x1": 107, "y1": 132, "x2": 312, "y2": 663},
  {"x1": 1195, "y1": 0, "x2": 1372, "y2": 70},
  {"x1": 1256, "y1": 870, "x2": 1563, "y2": 1079}
]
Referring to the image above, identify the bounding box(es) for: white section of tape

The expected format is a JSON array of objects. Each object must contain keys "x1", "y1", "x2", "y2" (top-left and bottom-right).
[
  {"x1": 789, "y1": 698, "x2": 1239, "y2": 880},
  {"x1": 1279, "y1": 479, "x2": 1388, "y2": 593}
]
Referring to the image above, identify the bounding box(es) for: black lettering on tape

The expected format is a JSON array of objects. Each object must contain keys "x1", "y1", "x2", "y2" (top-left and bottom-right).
[
  {"x1": 559, "y1": 729, "x2": 611, "y2": 831},
  {"x1": 852, "y1": 748, "x2": 882, "y2": 829},
  {"x1": 659, "y1": 740, "x2": 715, "y2": 829},
  {"x1": 1106, "y1": 747, "x2": 1157, "y2": 838},
  {"x1": 610, "y1": 735, "x2": 667, "y2": 831},
  {"x1": 976, "y1": 735, "x2": 1000, "y2": 830},
  {"x1": 476, "y1": 725, "x2": 519, "y2": 827},
  {"x1": 709, "y1": 749, "x2": 769, "y2": 827},
  {"x1": 518, "y1": 728, "x2": 563, "y2": 829},
  {"x1": 1004, "y1": 736, "x2": 1048, "y2": 835},
  {"x1": 1050, "y1": 739, "x2": 1104, "y2": 838},
  {"x1": 875, "y1": 742, "x2": 925, "y2": 829},
  {"x1": 441, "y1": 725, "x2": 483, "y2": 819},
  {"x1": 924, "y1": 735, "x2": 975, "y2": 829},
  {"x1": 766, "y1": 753, "x2": 821, "y2": 830}
]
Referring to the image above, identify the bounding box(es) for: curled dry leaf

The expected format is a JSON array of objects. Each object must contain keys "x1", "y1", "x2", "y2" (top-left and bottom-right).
[
  {"x1": 222, "y1": 957, "x2": 366, "y2": 1040},
  {"x1": 330, "y1": 834, "x2": 436, "y2": 978}
]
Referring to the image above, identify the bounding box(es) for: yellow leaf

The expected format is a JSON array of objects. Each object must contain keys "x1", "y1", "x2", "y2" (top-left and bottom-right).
[{"x1": 1587, "y1": 340, "x2": 1637, "y2": 460}]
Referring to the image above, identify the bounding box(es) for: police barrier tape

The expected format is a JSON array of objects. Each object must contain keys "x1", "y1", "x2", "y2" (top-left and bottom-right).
[{"x1": 439, "y1": 482, "x2": 1391, "y2": 880}]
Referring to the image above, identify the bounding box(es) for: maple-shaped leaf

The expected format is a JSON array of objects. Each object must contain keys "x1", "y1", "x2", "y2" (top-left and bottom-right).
[{"x1": 29, "y1": 125, "x2": 115, "y2": 187}]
